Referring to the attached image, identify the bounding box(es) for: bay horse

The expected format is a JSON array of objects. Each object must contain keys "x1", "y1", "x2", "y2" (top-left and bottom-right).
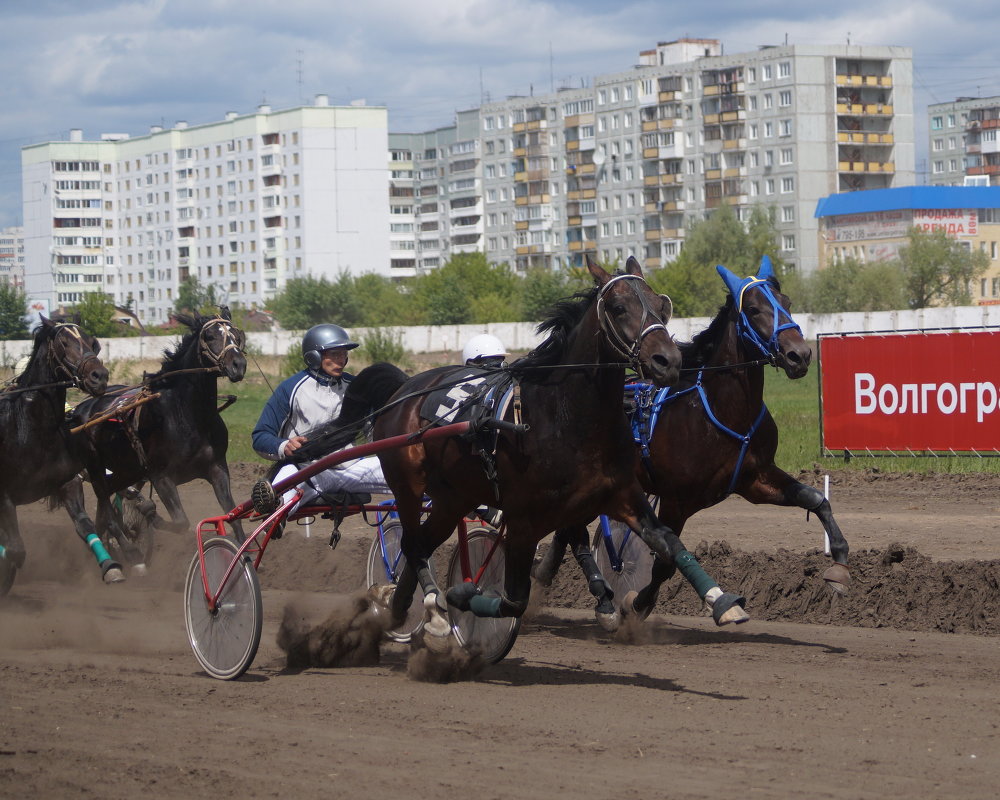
[
  {"x1": 0, "y1": 317, "x2": 109, "y2": 596},
  {"x1": 65, "y1": 308, "x2": 247, "y2": 571},
  {"x1": 370, "y1": 257, "x2": 734, "y2": 650},
  {"x1": 534, "y1": 256, "x2": 850, "y2": 625}
]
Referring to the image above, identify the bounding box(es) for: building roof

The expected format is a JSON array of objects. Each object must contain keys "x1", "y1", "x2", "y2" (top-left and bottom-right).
[{"x1": 814, "y1": 186, "x2": 1000, "y2": 218}]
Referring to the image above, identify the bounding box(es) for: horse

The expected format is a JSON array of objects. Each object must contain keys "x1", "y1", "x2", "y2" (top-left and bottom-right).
[
  {"x1": 533, "y1": 256, "x2": 850, "y2": 626},
  {"x1": 369, "y1": 256, "x2": 739, "y2": 651},
  {"x1": 64, "y1": 308, "x2": 248, "y2": 572},
  {"x1": 0, "y1": 317, "x2": 109, "y2": 596}
]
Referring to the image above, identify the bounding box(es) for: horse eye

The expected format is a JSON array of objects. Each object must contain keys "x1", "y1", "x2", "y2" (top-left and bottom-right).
[{"x1": 610, "y1": 303, "x2": 627, "y2": 317}]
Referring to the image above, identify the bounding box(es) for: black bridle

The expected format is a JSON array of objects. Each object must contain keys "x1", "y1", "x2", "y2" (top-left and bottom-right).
[
  {"x1": 595, "y1": 273, "x2": 673, "y2": 378},
  {"x1": 197, "y1": 317, "x2": 246, "y2": 371}
]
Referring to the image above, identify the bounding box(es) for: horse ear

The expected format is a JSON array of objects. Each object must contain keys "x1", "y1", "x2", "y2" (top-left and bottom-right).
[
  {"x1": 757, "y1": 255, "x2": 774, "y2": 281},
  {"x1": 625, "y1": 255, "x2": 644, "y2": 277},
  {"x1": 586, "y1": 255, "x2": 611, "y2": 286},
  {"x1": 219, "y1": 305, "x2": 232, "y2": 321},
  {"x1": 716, "y1": 264, "x2": 744, "y2": 297},
  {"x1": 39, "y1": 314, "x2": 53, "y2": 327}
]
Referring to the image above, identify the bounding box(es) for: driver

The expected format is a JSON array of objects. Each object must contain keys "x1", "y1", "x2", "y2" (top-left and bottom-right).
[
  {"x1": 462, "y1": 333, "x2": 507, "y2": 368},
  {"x1": 252, "y1": 323, "x2": 390, "y2": 508}
]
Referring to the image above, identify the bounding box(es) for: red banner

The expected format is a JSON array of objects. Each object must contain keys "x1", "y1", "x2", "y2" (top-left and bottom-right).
[{"x1": 820, "y1": 330, "x2": 1000, "y2": 452}]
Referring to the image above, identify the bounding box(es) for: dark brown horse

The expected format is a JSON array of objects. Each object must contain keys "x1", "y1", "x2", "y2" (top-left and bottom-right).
[
  {"x1": 534, "y1": 256, "x2": 850, "y2": 626},
  {"x1": 370, "y1": 257, "x2": 715, "y2": 650},
  {"x1": 0, "y1": 318, "x2": 109, "y2": 595},
  {"x1": 64, "y1": 308, "x2": 247, "y2": 573}
]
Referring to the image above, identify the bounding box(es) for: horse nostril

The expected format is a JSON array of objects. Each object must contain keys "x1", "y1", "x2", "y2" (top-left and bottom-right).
[{"x1": 651, "y1": 353, "x2": 671, "y2": 370}]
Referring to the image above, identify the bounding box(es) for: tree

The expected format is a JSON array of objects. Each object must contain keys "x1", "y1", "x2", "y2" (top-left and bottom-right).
[
  {"x1": 268, "y1": 275, "x2": 355, "y2": 330},
  {"x1": 646, "y1": 204, "x2": 783, "y2": 317},
  {"x1": 796, "y1": 257, "x2": 907, "y2": 313},
  {"x1": 72, "y1": 292, "x2": 121, "y2": 338},
  {"x1": 895, "y1": 227, "x2": 989, "y2": 308},
  {"x1": 0, "y1": 283, "x2": 29, "y2": 340},
  {"x1": 410, "y1": 253, "x2": 520, "y2": 325},
  {"x1": 175, "y1": 277, "x2": 220, "y2": 315}
]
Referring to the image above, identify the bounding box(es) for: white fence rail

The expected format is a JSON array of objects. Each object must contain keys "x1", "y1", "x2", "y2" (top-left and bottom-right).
[{"x1": 3, "y1": 306, "x2": 1000, "y2": 365}]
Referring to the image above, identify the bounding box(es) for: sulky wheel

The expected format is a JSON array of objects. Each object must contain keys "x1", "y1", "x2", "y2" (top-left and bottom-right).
[{"x1": 183, "y1": 536, "x2": 262, "y2": 680}]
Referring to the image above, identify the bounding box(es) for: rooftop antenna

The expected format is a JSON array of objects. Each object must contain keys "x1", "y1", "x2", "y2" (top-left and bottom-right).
[
  {"x1": 846, "y1": 32, "x2": 851, "y2": 46},
  {"x1": 480, "y1": 66, "x2": 485, "y2": 105},
  {"x1": 297, "y1": 49, "x2": 304, "y2": 104},
  {"x1": 550, "y1": 41, "x2": 554, "y2": 93}
]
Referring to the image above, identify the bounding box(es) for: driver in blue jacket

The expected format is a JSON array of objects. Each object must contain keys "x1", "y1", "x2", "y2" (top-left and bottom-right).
[{"x1": 252, "y1": 323, "x2": 389, "y2": 508}]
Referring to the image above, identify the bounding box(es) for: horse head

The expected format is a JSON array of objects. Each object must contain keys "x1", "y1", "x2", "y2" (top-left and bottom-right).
[
  {"x1": 716, "y1": 256, "x2": 811, "y2": 379},
  {"x1": 37, "y1": 317, "x2": 109, "y2": 397},
  {"x1": 195, "y1": 307, "x2": 247, "y2": 382},
  {"x1": 589, "y1": 255, "x2": 680, "y2": 387}
]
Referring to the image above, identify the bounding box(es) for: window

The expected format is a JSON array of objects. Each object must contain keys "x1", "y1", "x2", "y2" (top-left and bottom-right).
[
  {"x1": 781, "y1": 176, "x2": 794, "y2": 193},
  {"x1": 780, "y1": 147, "x2": 793, "y2": 165},
  {"x1": 782, "y1": 234, "x2": 795, "y2": 250},
  {"x1": 781, "y1": 205, "x2": 794, "y2": 222},
  {"x1": 779, "y1": 90, "x2": 792, "y2": 107},
  {"x1": 764, "y1": 122, "x2": 774, "y2": 137},
  {"x1": 780, "y1": 120, "x2": 792, "y2": 136},
  {"x1": 762, "y1": 65, "x2": 773, "y2": 80},
  {"x1": 931, "y1": 116, "x2": 943, "y2": 130},
  {"x1": 763, "y1": 93, "x2": 773, "y2": 109},
  {"x1": 778, "y1": 62, "x2": 791, "y2": 78}
]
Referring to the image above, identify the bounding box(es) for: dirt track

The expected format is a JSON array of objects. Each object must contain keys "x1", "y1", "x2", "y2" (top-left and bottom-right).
[{"x1": 3, "y1": 467, "x2": 1000, "y2": 799}]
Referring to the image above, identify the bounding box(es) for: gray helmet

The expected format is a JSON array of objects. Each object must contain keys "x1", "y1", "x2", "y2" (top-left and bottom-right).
[{"x1": 302, "y1": 323, "x2": 359, "y2": 369}]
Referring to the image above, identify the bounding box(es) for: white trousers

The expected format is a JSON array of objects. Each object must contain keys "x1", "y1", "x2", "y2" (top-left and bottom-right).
[{"x1": 275, "y1": 456, "x2": 390, "y2": 511}]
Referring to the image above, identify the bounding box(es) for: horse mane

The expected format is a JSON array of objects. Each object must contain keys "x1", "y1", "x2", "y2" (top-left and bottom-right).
[
  {"x1": 155, "y1": 306, "x2": 233, "y2": 375},
  {"x1": 293, "y1": 362, "x2": 410, "y2": 463},
  {"x1": 510, "y1": 283, "x2": 601, "y2": 375},
  {"x1": 679, "y1": 274, "x2": 783, "y2": 370},
  {"x1": 13, "y1": 321, "x2": 61, "y2": 387}
]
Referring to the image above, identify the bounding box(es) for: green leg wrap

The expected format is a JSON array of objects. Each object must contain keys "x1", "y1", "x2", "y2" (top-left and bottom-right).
[
  {"x1": 469, "y1": 594, "x2": 503, "y2": 617},
  {"x1": 0, "y1": 544, "x2": 6, "y2": 559},
  {"x1": 675, "y1": 549, "x2": 718, "y2": 600},
  {"x1": 86, "y1": 533, "x2": 112, "y2": 565}
]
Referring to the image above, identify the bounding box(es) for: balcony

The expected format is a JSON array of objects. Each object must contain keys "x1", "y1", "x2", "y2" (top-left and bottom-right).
[
  {"x1": 838, "y1": 161, "x2": 895, "y2": 173},
  {"x1": 837, "y1": 131, "x2": 894, "y2": 144},
  {"x1": 836, "y1": 74, "x2": 892, "y2": 87}
]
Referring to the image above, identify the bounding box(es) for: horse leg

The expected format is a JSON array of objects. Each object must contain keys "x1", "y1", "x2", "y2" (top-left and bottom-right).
[
  {"x1": 0, "y1": 496, "x2": 26, "y2": 595},
  {"x1": 391, "y1": 501, "x2": 462, "y2": 641},
  {"x1": 447, "y1": 534, "x2": 536, "y2": 621},
  {"x1": 207, "y1": 461, "x2": 245, "y2": 544},
  {"x1": 552, "y1": 523, "x2": 620, "y2": 631},
  {"x1": 149, "y1": 477, "x2": 190, "y2": 534},
  {"x1": 57, "y1": 478, "x2": 125, "y2": 584},
  {"x1": 626, "y1": 503, "x2": 748, "y2": 626},
  {"x1": 531, "y1": 528, "x2": 570, "y2": 586},
  {"x1": 744, "y1": 466, "x2": 851, "y2": 594}
]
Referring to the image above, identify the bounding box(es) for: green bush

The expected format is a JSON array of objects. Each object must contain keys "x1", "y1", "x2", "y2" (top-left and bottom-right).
[{"x1": 357, "y1": 328, "x2": 408, "y2": 367}]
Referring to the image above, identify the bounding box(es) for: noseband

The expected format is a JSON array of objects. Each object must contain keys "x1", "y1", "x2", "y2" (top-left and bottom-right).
[
  {"x1": 595, "y1": 274, "x2": 672, "y2": 376},
  {"x1": 199, "y1": 318, "x2": 245, "y2": 370},
  {"x1": 735, "y1": 278, "x2": 802, "y2": 361},
  {"x1": 49, "y1": 323, "x2": 103, "y2": 389}
]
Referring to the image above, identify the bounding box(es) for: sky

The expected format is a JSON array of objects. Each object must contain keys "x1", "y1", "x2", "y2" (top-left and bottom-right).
[{"x1": 3, "y1": 0, "x2": 1000, "y2": 229}]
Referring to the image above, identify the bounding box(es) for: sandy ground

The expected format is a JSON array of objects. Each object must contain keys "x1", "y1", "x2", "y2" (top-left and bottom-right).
[{"x1": 2, "y1": 466, "x2": 1000, "y2": 799}]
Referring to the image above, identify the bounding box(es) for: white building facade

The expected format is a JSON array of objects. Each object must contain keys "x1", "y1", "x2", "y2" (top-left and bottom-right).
[
  {"x1": 21, "y1": 97, "x2": 388, "y2": 324},
  {"x1": 0, "y1": 227, "x2": 25, "y2": 288},
  {"x1": 478, "y1": 39, "x2": 914, "y2": 274}
]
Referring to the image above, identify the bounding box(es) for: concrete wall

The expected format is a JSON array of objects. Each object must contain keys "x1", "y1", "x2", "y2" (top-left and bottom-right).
[{"x1": 3, "y1": 305, "x2": 999, "y2": 366}]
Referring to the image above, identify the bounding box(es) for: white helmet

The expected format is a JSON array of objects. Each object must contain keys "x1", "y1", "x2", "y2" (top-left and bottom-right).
[{"x1": 463, "y1": 333, "x2": 507, "y2": 365}]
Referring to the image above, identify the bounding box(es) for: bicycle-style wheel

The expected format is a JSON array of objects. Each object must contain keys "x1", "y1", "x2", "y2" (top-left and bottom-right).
[
  {"x1": 446, "y1": 524, "x2": 521, "y2": 664},
  {"x1": 591, "y1": 517, "x2": 656, "y2": 610},
  {"x1": 183, "y1": 536, "x2": 262, "y2": 680},
  {"x1": 365, "y1": 518, "x2": 428, "y2": 644}
]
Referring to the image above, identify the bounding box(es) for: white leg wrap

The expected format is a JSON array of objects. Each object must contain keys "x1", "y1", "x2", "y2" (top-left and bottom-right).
[{"x1": 704, "y1": 586, "x2": 723, "y2": 606}]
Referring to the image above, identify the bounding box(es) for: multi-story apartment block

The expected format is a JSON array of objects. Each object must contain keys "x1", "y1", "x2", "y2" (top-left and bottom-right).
[
  {"x1": 388, "y1": 108, "x2": 484, "y2": 278},
  {"x1": 927, "y1": 97, "x2": 1000, "y2": 187},
  {"x1": 21, "y1": 97, "x2": 388, "y2": 324},
  {"x1": 477, "y1": 39, "x2": 913, "y2": 274},
  {"x1": 0, "y1": 227, "x2": 25, "y2": 288}
]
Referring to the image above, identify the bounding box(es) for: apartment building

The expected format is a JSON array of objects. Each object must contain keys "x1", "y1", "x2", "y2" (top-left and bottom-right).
[
  {"x1": 0, "y1": 227, "x2": 25, "y2": 288},
  {"x1": 477, "y1": 39, "x2": 913, "y2": 274},
  {"x1": 388, "y1": 108, "x2": 483, "y2": 278},
  {"x1": 927, "y1": 96, "x2": 1000, "y2": 187},
  {"x1": 21, "y1": 97, "x2": 389, "y2": 324}
]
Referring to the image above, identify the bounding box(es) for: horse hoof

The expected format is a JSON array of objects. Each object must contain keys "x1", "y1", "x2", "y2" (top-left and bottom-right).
[
  {"x1": 103, "y1": 567, "x2": 126, "y2": 584},
  {"x1": 823, "y1": 563, "x2": 851, "y2": 595},
  {"x1": 596, "y1": 609, "x2": 621, "y2": 633},
  {"x1": 621, "y1": 590, "x2": 653, "y2": 622},
  {"x1": 131, "y1": 563, "x2": 148, "y2": 577},
  {"x1": 367, "y1": 583, "x2": 395, "y2": 609},
  {"x1": 712, "y1": 593, "x2": 749, "y2": 626}
]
